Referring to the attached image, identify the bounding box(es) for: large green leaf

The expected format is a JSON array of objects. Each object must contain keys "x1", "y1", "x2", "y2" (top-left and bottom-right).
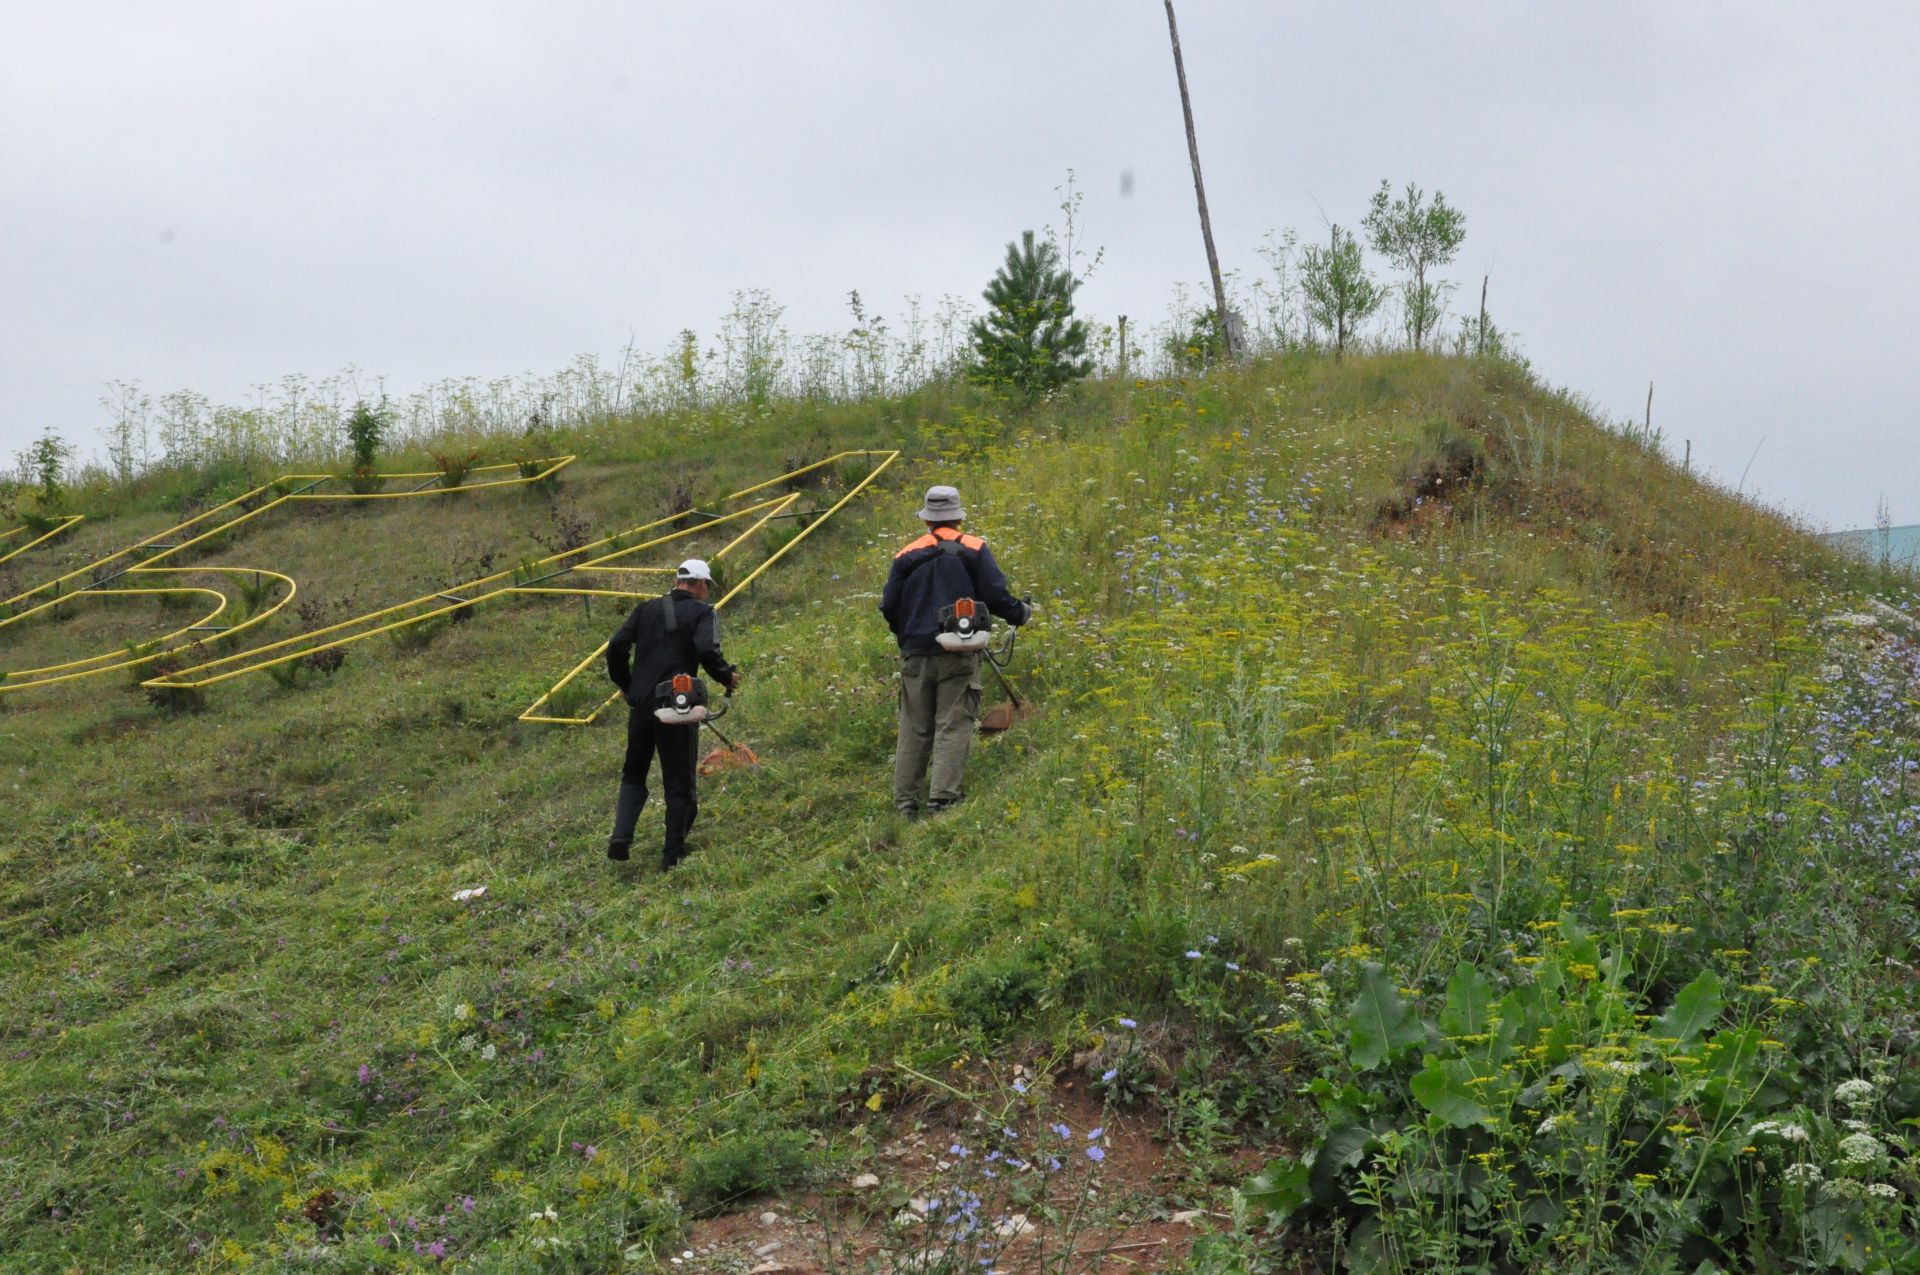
[
  {"x1": 1411, "y1": 1055, "x2": 1494, "y2": 1128},
  {"x1": 1438, "y1": 962, "x2": 1495, "y2": 1040},
  {"x1": 1307, "y1": 1122, "x2": 1376, "y2": 1209},
  {"x1": 1654, "y1": 969, "x2": 1723, "y2": 1046},
  {"x1": 1242, "y1": 1157, "x2": 1312, "y2": 1225},
  {"x1": 1346, "y1": 964, "x2": 1424, "y2": 1071}
]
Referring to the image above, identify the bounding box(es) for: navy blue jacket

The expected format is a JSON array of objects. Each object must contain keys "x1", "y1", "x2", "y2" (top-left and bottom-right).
[{"x1": 881, "y1": 526, "x2": 1027, "y2": 655}]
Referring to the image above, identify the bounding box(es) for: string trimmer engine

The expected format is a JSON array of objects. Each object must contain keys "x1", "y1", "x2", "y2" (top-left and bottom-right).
[
  {"x1": 936, "y1": 597, "x2": 992, "y2": 652},
  {"x1": 652, "y1": 673, "x2": 710, "y2": 723}
]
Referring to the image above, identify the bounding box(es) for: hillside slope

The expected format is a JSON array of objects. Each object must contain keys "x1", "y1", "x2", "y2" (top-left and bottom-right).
[{"x1": 3, "y1": 354, "x2": 1917, "y2": 1272}]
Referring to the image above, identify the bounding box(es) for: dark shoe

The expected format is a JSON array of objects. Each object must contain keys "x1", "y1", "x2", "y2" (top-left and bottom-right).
[
  {"x1": 661, "y1": 844, "x2": 687, "y2": 872},
  {"x1": 926, "y1": 798, "x2": 958, "y2": 815},
  {"x1": 606, "y1": 839, "x2": 631, "y2": 862}
]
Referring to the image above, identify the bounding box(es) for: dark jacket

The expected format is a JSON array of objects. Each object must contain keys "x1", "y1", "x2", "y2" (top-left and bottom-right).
[
  {"x1": 606, "y1": 588, "x2": 736, "y2": 703},
  {"x1": 881, "y1": 526, "x2": 1028, "y2": 655}
]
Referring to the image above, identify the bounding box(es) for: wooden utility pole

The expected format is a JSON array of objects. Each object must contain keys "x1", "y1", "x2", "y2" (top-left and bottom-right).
[
  {"x1": 1163, "y1": 0, "x2": 1233, "y2": 361},
  {"x1": 1117, "y1": 315, "x2": 1130, "y2": 377}
]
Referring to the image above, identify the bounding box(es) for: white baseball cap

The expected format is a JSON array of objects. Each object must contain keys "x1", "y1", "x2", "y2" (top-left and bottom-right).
[{"x1": 676, "y1": 558, "x2": 713, "y2": 582}]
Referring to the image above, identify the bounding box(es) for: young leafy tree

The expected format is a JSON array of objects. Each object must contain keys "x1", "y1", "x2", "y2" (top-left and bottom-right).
[
  {"x1": 344, "y1": 399, "x2": 387, "y2": 469},
  {"x1": 968, "y1": 231, "x2": 1091, "y2": 399},
  {"x1": 1300, "y1": 225, "x2": 1386, "y2": 358},
  {"x1": 24, "y1": 428, "x2": 71, "y2": 511},
  {"x1": 342, "y1": 399, "x2": 390, "y2": 493},
  {"x1": 1361, "y1": 180, "x2": 1467, "y2": 352}
]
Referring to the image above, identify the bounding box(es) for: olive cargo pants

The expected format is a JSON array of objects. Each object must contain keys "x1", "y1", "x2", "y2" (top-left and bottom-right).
[{"x1": 893, "y1": 650, "x2": 982, "y2": 813}]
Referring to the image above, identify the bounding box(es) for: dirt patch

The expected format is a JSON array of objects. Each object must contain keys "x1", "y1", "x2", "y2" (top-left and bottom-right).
[
  {"x1": 678, "y1": 1080, "x2": 1253, "y2": 1273},
  {"x1": 1371, "y1": 417, "x2": 1487, "y2": 538}
]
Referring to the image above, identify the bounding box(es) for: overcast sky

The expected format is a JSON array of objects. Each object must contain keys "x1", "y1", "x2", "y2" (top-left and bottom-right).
[{"x1": 3, "y1": 2, "x2": 1915, "y2": 529}]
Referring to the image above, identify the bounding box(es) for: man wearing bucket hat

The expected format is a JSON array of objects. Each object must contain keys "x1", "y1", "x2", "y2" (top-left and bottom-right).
[
  {"x1": 881, "y1": 484, "x2": 1030, "y2": 817},
  {"x1": 603, "y1": 558, "x2": 740, "y2": 870}
]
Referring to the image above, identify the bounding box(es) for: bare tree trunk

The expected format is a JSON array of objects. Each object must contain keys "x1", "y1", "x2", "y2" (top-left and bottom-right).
[
  {"x1": 1478, "y1": 275, "x2": 1489, "y2": 356},
  {"x1": 1118, "y1": 314, "x2": 1129, "y2": 378},
  {"x1": 1644, "y1": 381, "x2": 1654, "y2": 433},
  {"x1": 1164, "y1": 0, "x2": 1233, "y2": 361}
]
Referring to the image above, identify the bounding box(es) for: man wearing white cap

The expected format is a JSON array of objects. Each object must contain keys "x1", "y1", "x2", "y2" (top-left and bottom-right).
[
  {"x1": 881, "y1": 484, "x2": 1030, "y2": 817},
  {"x1": 603, "y1": 558, "x2": 740, "y2": 870}
]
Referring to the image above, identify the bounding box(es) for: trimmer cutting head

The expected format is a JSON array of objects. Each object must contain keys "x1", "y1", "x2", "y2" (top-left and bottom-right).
[{"x1": 977, "y1": 700, "x2": 1035, "y2": 734}]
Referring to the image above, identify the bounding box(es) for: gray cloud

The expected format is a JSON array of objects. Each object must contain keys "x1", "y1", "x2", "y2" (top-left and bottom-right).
[{"x1": 3, "y1": 1, "x2": 1915, "y2": 527}]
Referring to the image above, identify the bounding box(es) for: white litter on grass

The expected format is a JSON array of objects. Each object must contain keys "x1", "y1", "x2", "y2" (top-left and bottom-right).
[{"x1": 452, "y1": 886, "x2": 487, "y2": 902}]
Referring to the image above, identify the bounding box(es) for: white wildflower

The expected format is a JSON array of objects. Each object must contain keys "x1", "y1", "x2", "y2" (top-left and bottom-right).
[
  {"x1": 1537, "y1": 1115, "x2": 1566, "y2": 1136},
  {"x1": 1782, "y1": 1162, "x2": 1822, "y2": 1187},
  {"x1": 480, "y1": 1043, "x2": 497, "y2": 1061},
  {"x1": 1834, "y1": 1078, "x2": 1877, "y2": 1108},
  {"x1": 453, "y1": 1002, "x2": 473, "y2": 1021},
  {"x1": 1838, "y1": 1132, "x2": 1884, "y2": 1166},
  {"x1": 1748, "y1": 1120, "x2": 1809, "y2": 1143},
  {"x1": 1868, "y1": 1183, "x2": 1900, "y2": 1200}
]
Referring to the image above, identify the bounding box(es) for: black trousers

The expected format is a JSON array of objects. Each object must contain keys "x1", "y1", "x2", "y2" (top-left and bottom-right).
[{"x1": 622, "y1": 707, "x2": 701, "y2": 853}]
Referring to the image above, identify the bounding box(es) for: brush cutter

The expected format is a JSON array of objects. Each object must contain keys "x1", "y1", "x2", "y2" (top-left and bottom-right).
[
  {"x1": 697, "y1": 687, "x2": 762, "y2": 775},
  {"x1": 977, "y1": 599, "x2": 1035, "y2": 734}
]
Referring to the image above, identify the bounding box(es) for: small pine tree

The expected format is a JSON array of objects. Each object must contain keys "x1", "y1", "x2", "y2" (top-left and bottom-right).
[{"x1": 968, "y1": 231, "x2": 1091, "y2": 399}]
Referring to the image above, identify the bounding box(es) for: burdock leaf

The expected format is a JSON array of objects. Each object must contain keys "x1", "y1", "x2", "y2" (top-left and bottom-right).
[
  {"x1": 1346, "y1": 964, "x2": 1423, "y2": 1071},
  {"x1": 1412, "y1": 1056, "x2": 1494, "y2": 1129},
  {"x1": 1439, "y1": 962, "x2": 1495, "y2": 1040},
  {"x1": 1655, "y1": 970, "x2": 1723, "y2": 1046}
]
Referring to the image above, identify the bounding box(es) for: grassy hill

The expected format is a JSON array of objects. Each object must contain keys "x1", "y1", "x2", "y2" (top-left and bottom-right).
[{"x1": 3, "y1": 354, "x2": 1917, "y2": 1273}]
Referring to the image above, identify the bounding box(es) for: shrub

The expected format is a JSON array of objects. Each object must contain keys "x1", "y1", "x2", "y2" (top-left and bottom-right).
[
  {"x1": 387, "y1": 613, "x2": 450, "y2": 653},
  {"x1": 675, "y1": 1128, "x2": 810, "y2": 1217},
  {"x1": 264, "y1": 659, "x2": 303, "y2": 690},
  {"x1": 433, "y1": 449, "x2": 481, "y2": 489},
  {"x1": 230, "y1": 573, "x2": 276, "y2": 622},
  {"x1": 1166, "y1": 309, "x2": 1229, "y2": 373},
  {"x1": 945, "y1": 944, "x2": 1052, "y2": 1039}
]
